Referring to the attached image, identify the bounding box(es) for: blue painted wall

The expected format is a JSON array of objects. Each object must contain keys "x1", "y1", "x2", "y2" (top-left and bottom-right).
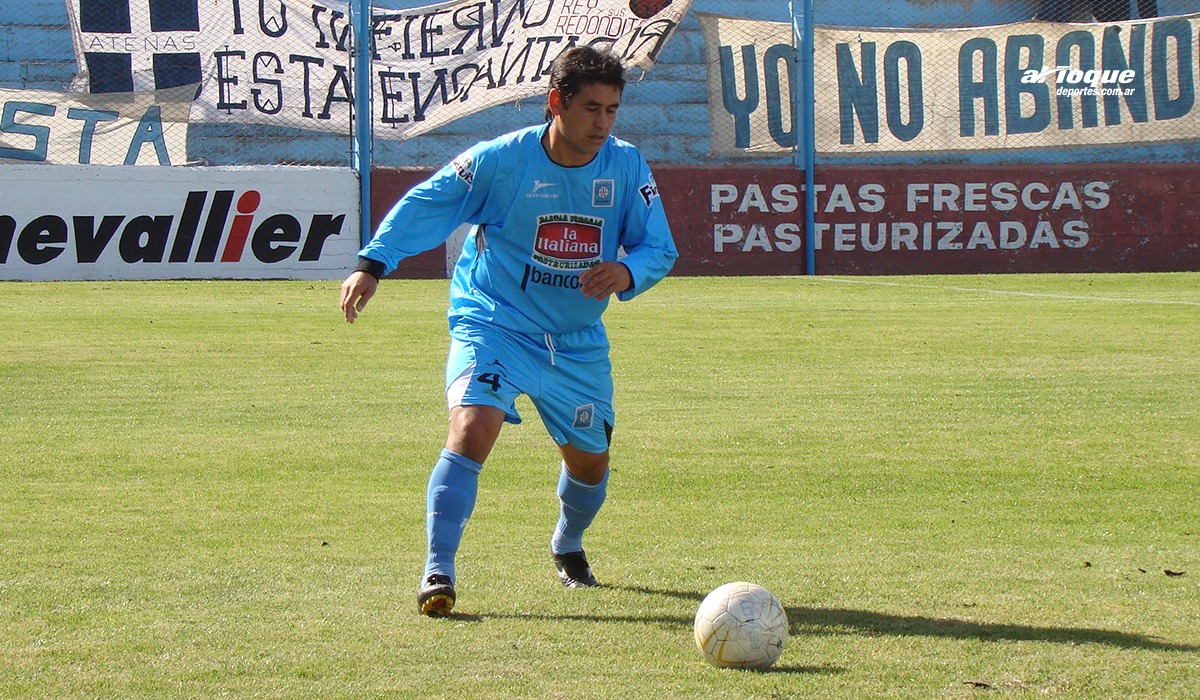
[{"x1": 5, "y1": 0, "x2": 1199, "y2": 166}]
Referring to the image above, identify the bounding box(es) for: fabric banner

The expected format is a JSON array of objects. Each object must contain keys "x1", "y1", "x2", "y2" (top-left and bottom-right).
[
  {"x1": 372, "y1": 0, "x2": 691, "y2": 139},
  {"x1": 699, "y1": 13, "x2": 796, "y2": 157},
  {"x1": 0, "y1": 85, "x2": 193, "y2": 166},
  {"x1": 700, "y1": 12, "x2": 1200, "y2": 155},
  {"x1": 66, "y1": 0, "x2": 691, "y2": 141}
]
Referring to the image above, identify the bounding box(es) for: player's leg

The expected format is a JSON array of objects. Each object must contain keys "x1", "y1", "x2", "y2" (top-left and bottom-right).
[
  {"x1": 551, "y1": 444, "x2": 609, "y2": 587},
  {"x1": 421, "y1": 406, "x2": 504, "y2": 592},
  {"x1": 531, "y1": 325, "x2": 615, "y2": 587},
  {"x1": 420, "y1": 323, "x2": 528, "y2": 615},
  {"x1": 445, "y1": 404, "x2": 507, "y2": 464}
]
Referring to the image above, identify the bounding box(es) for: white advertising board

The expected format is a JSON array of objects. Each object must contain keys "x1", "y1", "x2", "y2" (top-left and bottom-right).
[{"x1": 0, "y1": 165, "x2": 360, "y2": 280}]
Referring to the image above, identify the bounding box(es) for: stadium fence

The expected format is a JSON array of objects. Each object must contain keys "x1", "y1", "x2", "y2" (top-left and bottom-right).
[{"x1": 3, "y1": 0, "x2": 1199, "y2": 275}]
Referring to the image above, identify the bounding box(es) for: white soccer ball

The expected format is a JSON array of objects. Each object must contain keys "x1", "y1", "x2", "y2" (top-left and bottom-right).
[{"x1": 693, "y1": 582, "x2": 788, "y2": 669}]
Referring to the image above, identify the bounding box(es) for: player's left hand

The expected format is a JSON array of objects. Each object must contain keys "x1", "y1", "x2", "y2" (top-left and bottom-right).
[
  {"x1": 340, "y1": 270, "x2": 379, "y2": 323},
  {"x1": 580, "y1": 262, "x2": 632, "y2": 300}
]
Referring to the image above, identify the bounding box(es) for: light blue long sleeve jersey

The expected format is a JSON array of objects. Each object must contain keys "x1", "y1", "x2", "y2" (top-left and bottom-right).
[{"x1": 359, "y1": 123, "x2": 678, "y2": 335}]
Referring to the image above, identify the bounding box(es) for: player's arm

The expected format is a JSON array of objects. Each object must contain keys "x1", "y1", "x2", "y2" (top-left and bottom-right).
[
  {"x1": 340, "y1": 146, "x2": 494, "y2": 322},
  {"x1": 614, "y1": 160, "x2": 678, "y2": 302},
  {"x1": 359, "y1": 151, "x2": 487, "y2": 275}
]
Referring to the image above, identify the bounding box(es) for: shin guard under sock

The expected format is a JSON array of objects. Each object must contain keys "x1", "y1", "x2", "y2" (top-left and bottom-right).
[
  {"x1": 424, "y1": 449, "x2": 483, "y2": 582},
  {"x1": 551, "y1": 463, "x2": 608, "y2": 555}
]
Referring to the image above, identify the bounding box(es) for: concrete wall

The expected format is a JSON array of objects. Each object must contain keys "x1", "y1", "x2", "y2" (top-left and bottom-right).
[{"x1": 369, "y1": 162, "x2": 1200, "y2": 277}]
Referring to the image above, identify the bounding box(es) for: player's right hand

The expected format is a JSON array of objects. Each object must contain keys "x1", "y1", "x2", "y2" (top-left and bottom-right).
[{"x1": 340, "y1": 271, "x2": 378, "y2": 323}]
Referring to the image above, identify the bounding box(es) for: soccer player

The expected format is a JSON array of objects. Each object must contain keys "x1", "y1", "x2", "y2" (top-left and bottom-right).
[{"x1": 339, "y1": 46, "x2": 678, "y2": 616}]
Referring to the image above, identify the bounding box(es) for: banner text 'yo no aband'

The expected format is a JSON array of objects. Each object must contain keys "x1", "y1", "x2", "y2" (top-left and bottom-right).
[{"x1": 700, "y1": 13, "x2": 1200, "y2": 155}]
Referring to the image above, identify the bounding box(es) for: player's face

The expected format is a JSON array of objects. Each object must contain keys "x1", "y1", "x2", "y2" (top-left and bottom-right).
[{"x1": 545, "y1": 82, "x2": 622, "y2": 167}]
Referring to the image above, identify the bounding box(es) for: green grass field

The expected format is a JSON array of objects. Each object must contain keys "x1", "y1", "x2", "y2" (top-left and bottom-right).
[{"x1": 2, "y1": 273, "x2": 1197, "y2": 698}]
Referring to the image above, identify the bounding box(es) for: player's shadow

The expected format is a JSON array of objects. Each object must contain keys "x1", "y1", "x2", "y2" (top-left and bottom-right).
[
  {"x1": 439, "y1": 585, "x2": 1195, "y2": 653},
  {"x1": 786, "y1": 605, "x2": 1198, "y2": 652},
  {"x1": 609, "y1": 585, "x2": 1198, "y2": 653},
  {"x1": 446, "y1": 586, "x2": 841, "y2": 676}
]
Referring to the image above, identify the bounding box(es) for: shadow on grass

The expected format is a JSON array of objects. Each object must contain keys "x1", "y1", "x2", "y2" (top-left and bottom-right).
[
  {"x1": 786, "y1": 606, "x2": 1199, "y2": 652},
  {"x1": 480, "y1": 584, "x2": 1197, "y2": 653},
  {"x1": 437, "y1": 602, "x2": 843, "y2": 676}
]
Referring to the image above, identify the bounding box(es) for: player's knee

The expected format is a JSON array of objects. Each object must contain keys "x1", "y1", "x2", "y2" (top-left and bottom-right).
[
  {"x1": 563, "y1": 449, "x2": 609, "y2": 485},
  {"x1": 446, "y1": 406, "x2": 505, "y2": 464}
]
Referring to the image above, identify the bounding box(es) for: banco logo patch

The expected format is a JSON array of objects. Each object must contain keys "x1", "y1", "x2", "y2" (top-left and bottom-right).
[
  {"x1": 639, "y1": 174, "x2": 660, "y2": 207},
  {"x1": 531, "y1": 213, "x2": 602, "y2": 271}
]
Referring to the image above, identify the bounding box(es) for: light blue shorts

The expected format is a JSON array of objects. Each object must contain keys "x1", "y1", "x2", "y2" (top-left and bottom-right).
[{"x1": 445, "y1": 318, "x2": 614, "y2": 454}]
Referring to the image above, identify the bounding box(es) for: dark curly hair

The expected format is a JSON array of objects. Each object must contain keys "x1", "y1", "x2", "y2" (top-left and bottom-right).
[{"x1": 545, "y1": 46, "x2": 626, "y2": 121}]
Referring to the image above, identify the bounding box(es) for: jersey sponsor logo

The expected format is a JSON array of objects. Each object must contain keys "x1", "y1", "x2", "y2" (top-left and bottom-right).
[
  {"x1": 533, "y1": 180, "x2": 557, "y2": 192},
  {"x1": 520, "y1": 263, "x2": 583, "y2": 292},
  {"x1": 532, "y1": 213, "x2": 602, "y2": 271},
  {"x1": 639, "y1": 174, "x2": 660, "y2": 207},
  {"x1": 592, "y1": 179, "x2": 615, "y2": 207},
  {"x1": 451, "y1": 152, "x2": 474, "y2": 187}
]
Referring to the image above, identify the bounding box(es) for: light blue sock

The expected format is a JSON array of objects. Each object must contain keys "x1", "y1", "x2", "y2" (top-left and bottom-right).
[
  {"x1": 551, "y1": 463, "x2": 608, "y2": 555},
  {"x1": 424, "y1": 449, "x2": 483, "y2": 583}
]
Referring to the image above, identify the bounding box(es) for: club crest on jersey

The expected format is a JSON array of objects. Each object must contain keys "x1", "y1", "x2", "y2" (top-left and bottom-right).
[
  {"x1": 532, "y1": 213, "x2": 602, "y2": 271},
  {"x1": 451, "y1": 152, "x2": 474, "y2": 187},
  {"x1": 592, "y1": 179, "x2": 615, "y2": 207}
]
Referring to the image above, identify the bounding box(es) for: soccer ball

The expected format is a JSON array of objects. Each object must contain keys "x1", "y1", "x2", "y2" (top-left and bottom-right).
[{"x1": 693, "y1": 582, "x2": 788, "y2": 669}]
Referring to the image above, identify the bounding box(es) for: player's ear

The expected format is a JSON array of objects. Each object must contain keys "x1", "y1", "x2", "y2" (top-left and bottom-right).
[{"x1": 547, "y1": 88, "x2": 565, "y2": 118}]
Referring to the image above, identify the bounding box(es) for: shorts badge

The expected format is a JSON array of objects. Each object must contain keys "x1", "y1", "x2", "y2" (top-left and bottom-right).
[{"x1": 573, "y1": 404, "x2": 595, "y2": 430}]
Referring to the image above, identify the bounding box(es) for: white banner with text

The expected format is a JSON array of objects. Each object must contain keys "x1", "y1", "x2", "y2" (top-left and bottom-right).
[
  {"x1": 67, "y1": 0, "x2": 691, "y2": 141},
  {"x1": 700, "y1": 12, "x2": 1200, "y2": 155},
  {"x1": 0, "y1": 85, "x2": 193, "y2": 166}
]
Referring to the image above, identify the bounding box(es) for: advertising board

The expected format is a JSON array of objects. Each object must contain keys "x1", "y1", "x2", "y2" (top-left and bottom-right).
[{"x1": 1, "y1": 165, "x2": 359, "y2": 280}]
